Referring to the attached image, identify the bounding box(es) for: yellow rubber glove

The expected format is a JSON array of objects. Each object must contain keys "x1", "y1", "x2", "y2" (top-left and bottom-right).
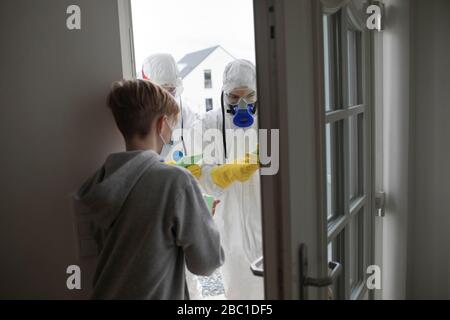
[
  {"x1": 186, "y1": 164, "x2": 202, "y2": 179},
  {"x1": 211, "y1": 159, "x2": 259, "y2": 189}
]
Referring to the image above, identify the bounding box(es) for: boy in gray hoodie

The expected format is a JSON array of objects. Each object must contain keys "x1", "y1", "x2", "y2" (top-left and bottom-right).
[{"x1": 73, "y1": 79, "x2": 224, "y2": 299}]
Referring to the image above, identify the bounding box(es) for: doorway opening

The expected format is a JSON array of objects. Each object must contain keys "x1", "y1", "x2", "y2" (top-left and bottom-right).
[{"x1": 130, "y1": 0, "x2": 263, "y2": 300}]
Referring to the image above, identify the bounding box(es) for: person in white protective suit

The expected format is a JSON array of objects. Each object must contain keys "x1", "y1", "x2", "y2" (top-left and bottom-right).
[
  {"x1": 141, "y1": 53, "x2": 205, "y2": 299},
  {"x1": 141, "y1": 53, "x2": 203, "y2": 166},
  {"x1": 198, "y1": 59, "x2": 263, "y2": 300}
]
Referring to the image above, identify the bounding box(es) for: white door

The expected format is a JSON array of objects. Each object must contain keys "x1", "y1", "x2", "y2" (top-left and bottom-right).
[{"x1": 255, "y1": 0, "x2": 374, "y2": 299}]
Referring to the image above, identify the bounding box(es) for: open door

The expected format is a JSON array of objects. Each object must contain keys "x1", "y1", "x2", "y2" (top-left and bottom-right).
[{"x1": 255, "y1": 0, "x2": 374, "y2": 299}]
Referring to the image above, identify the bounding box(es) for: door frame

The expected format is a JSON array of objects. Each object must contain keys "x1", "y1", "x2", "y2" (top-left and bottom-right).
[
  {"x1": 253, "y1": 0, "x2": 291, "y2": 300},
  {"x1": 117, "y1": 0, "x2": 136, "y2": 80}
]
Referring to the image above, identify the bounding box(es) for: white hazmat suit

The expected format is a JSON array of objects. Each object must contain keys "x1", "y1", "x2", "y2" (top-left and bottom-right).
[{"x1": 199, "y1": 60, "x2": 264, "y2": 300}]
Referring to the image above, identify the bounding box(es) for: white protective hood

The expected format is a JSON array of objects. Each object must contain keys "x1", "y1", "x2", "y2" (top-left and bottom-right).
[
  {"x1": 222, "y1": 59, "x2": 257, "y2": 94},
  {"x1": 141, "y1": 53, "x2": 184, "y2": 96}
]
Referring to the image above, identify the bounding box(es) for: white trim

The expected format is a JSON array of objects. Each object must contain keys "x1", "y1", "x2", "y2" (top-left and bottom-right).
[
  {"x1": 372, "y1": 8, "x2": 384, "y2": 300},
  {"x1": 321, "y1": 0, "x2": 352, "y2": 15},
  {"x1": 117, "y1": 0, "x2": 136, "y2": 79},
  {"x1": 254, "y1": 0, "x2": 293, "y2": 300},
  {"x1": 345, "y1": 1, "x2": 366, "y2": 31}
]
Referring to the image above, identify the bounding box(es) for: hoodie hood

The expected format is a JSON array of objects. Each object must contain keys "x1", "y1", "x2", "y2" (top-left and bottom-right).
[{"x1": 73, "y1": 150, "x2": 162, "y2": 234}]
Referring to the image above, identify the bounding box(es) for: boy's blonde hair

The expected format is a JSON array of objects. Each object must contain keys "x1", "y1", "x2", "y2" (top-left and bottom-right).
[{"x1": 107, "y1": 79, "x2": 179, "y2": 140}]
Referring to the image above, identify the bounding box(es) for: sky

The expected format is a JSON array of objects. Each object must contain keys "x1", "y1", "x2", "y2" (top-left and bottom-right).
[{"x1": 131, "y1": 0, "x2": 256, "y2": 71}]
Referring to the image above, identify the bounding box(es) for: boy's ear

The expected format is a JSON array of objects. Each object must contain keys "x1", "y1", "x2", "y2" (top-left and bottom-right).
[{"x1": 155, "y1": 115, "x2": 165, "y2": 134}]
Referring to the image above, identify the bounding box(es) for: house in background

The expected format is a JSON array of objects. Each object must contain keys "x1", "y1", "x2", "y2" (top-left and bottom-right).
[{"x1": 178, "y1": 46, "x2": 235, "y2": 114}]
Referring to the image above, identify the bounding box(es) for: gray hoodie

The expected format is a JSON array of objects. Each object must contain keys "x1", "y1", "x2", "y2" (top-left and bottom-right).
[{"x1": 73, "y1": 150, "x2": 224, "y2": 300}]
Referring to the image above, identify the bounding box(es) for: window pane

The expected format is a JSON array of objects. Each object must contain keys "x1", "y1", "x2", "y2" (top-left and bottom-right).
[
  {"x1": 204, "y1": 70, "x2": 212, "y2": 89},
  {"x1": 348, "y1": 114, "x2": 364, "y2": 201},
  {"x1": 346, "y1": 30, "x2": 363, "y2": 107},
  {"x1": 323, "y1": 15, "x2": 333, "y2": 111},
  {"x1": 205, "y1": 98, "x2": 213, "y2": 112},
  {"x1": 326, "y1": 121, "x2": 344, "y2": 220},
  {"x1": 326, "y1": 123, "x2": 333, "y2": 219},
  {"x1": 349, "y1": 208, "x2": 364, "y2": 290},
  {"x1": 323, "y1": 12, "x2": 341, "y2": 111}
]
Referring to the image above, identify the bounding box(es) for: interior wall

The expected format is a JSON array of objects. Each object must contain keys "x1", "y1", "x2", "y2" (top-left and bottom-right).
[
  {"x1": 0, "y1": 0, "x2": 124, "y2": 298},
  {"x1": 380, "y1": 0, "x2": 411, "y2": 300},
  {"x1": 407, "y1": 0, "x2": 450, "y2": 300}
]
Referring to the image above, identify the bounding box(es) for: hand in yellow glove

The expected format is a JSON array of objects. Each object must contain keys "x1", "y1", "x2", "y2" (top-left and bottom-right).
[{"x1": 211, "y1": 159, "x2": 259, "y2": 189}]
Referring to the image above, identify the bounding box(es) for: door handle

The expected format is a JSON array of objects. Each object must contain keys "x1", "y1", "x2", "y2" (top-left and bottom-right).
[
  {"x1": 304, "y1": 261, "x2": 342, "y2": 287},
  {"x1": 299, "y1": 244, "x2": 342, "y2": 299}
]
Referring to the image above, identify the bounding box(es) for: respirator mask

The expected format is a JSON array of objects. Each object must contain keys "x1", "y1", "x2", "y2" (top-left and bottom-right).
[{"x1": 223, "y1": 91, "x2": 257, "y2": 128}]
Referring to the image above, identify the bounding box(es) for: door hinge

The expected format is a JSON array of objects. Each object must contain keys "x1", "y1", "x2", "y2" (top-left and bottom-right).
[
  {"x1": 270, "y1": 25, "x2": 276, "y2": 39},
  {"x1": 268, "y1": 5, "x2": 275, "y2": 39}
]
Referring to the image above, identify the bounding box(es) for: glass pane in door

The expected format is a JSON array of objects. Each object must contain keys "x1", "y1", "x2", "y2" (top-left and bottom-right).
[
  {"x1": 323, "y1": 12, "x2": 341, "y2": 111},
  {"x1": 326, "y1": 121, "x2": 345, "y2": 221},
  {"x1": 346, "y1": 29, "x2": 363, "y2": 107},
  {"x1": 349, "y1": 208, "x2": 364, "y2": 290},
  {"x1": 349, "y1": 114, "x2": 364, "y2": 201}
]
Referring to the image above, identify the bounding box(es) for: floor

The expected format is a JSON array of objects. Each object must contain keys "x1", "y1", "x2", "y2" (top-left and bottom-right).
[{"x1": 198, "y1": 269, "x2": 226, "y2": 299}]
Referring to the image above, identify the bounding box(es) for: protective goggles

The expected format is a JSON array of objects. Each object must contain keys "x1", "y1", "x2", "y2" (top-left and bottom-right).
[{"x1": 224, "y1": 91, "x2": 257, "y2": 106}]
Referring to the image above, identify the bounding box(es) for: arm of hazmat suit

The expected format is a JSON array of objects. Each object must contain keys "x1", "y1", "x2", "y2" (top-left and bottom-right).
[{"x1": 172, "y1": 174, "x2": 225, "y2": 276}]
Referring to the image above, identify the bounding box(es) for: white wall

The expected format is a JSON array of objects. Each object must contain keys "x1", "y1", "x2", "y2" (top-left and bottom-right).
[
  {"x1": 379, "y1": 0, "x2": 411, "y2": 300},
  {"x1": 0, "y1": 0, "x2": 124, "y2": 298},
  {"x1": 407, "y1": 0, "x2": 450, "y2": 300},
  {"x1": 380, "y1": 0, "x2": 450, "y2": 300},
  {"x1": 182, "y1": 48, "x2": 235, "y2": 114}
]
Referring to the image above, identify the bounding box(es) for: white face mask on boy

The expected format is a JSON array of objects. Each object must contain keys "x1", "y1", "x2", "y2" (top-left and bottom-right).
[{"x1": 159, "y1": 117, "x2": 175, "y2": 155}]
